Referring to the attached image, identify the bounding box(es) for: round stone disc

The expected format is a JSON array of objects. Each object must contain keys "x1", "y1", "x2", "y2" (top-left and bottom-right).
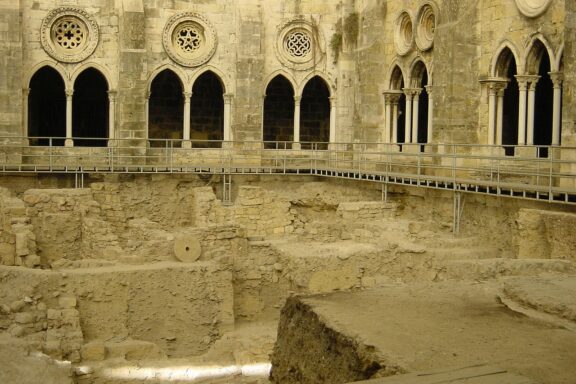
[{"x1": 174, "y1": 235, "x2": 201, "y2": 263}]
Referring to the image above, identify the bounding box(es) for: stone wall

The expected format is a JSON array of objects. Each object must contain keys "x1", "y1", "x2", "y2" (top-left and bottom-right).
[
  {"x1": 0, "y1": 1, "x2": 22, "y2": 139},
  {"x1": 516, "y1": 209, "x2": 576, "y2": 261},
  {"x1": 0, "y1": 262, "x2": 234, "y2": 360}
]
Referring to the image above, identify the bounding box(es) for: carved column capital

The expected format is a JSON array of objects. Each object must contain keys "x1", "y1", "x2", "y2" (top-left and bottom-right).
[{"x1": 548, "y1": 71, "x2": 563, "y2": 88}]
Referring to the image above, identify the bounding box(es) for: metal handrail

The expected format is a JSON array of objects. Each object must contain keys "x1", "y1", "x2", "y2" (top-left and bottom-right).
[{"x1": 1, "y1": 136, "x2": 575, "y2": 203}]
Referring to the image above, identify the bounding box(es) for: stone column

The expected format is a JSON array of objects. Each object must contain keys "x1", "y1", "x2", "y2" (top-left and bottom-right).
[
  {"x1": 107, "y1": 90, "x2": 117, "y2": 146},
  {"x1": 293, "y1": 95, "x2": 301, "y2": 149},
  {"x1": 515, "y1": 76, "x2": 529, "y2": 145},
  {"x1": 425, "y1": 85, "x2": 433, "y2": 144},
  {"x1": 145, "y1": 91, "x2": 151, "y2": 142},
  {"x1": 182, "y1": 91, "x2": 192, "y2": 148},
  {"x1": 487, "y1": 85, "x2": 497, "y2": 145},
  {"x1": 65, "y1": 88, "x2": 74, "y2": 147},
  {"x1": 526, "y1": 77, "x2": 540, "y2": 145},
  {"x1": 329, "y1": 96, "x2": 337, "y2": 144},
  {"x1": 403, "y1": 89, "x2": 413, "y2": 144},
  {"x1": 549, "y1": 72, "x2": 563, "y2": 146},
  {"x1": 383, "y1": 96, "x2": 391, "y2": 143},
  {"x1": 223, "y1": 93, "x2": 233, "y2": 142},
  {"x1": 392, "y1": 100, "x2": 399, "y2": 144},
  {"x1": 411, "y1": 89, "x2": 422, "y2": 143},
  {"x1": 496, "y1": 87, "x2": 505, "y2": 145},
  {"x1": 22, "y1": 88, "x2": 30, "y2": 144}
]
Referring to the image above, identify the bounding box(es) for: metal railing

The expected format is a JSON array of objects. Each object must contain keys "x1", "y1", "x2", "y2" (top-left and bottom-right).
[{"x1": 1, "y1": 136, "x2": 575, "y2": 204}]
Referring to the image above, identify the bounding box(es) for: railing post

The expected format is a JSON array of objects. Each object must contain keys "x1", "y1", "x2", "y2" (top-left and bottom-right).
[{"x1": 549, "y1": 146, "x2": 554, "y2": 201}]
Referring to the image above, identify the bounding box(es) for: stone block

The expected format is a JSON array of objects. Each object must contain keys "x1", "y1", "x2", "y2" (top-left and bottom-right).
[
  {"x1": 81, "y1": 341, "x2": 106, "y2": 361},
  {"x1": 0, "y1": 243, "x2": 15, "y2": 265},
  {"x1": 58, "y1": 296, "x2": 77, "y2": 309},
  {"x1": 15, "y1": 312, "x2": 35, "y2": 324}
]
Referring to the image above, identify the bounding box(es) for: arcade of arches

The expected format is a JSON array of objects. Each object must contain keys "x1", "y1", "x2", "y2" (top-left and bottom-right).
[
  {"x1": 27, "y1": 69, "x2": 334, "y2": 149},
  {"x1": 486, "y1": 39, "x2": 562, "y2": 157}
]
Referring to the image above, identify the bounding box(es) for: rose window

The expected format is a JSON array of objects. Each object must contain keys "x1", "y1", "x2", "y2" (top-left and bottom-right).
[
  {"x1": 41, "y1": 8, "x2": 99, "y2": 63},
  {"x1": 162, "y1": 13, "x2": 217, "y2": 67},
  {"x1": 52, "y1": 17, "x2": 86, "y2": 51},
  {"x1": 174, "y1": 23, "x2": 203, "y2": 53},
  {"x1": 285, "y1": 31, "x2": 312, "y2": 58}
]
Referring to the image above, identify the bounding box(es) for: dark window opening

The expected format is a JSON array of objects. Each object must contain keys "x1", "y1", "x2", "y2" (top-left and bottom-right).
[
  {"x1": 149, "y1": 69, "x2": 183, "y2": 148},
  {"x1": 417, "y1": 71, "x2": 429, "y2": 151},
  {"x1": 534, "y1": 52, "x2": 553, "y2": 158},
  {"x1": 301, "y1": 76, "x2": 330, "y2": 150},
  {"x1": 28, "y1": 67, "x2": 66, "y2": 146},
  {"x1": 502, "y1": 59, "x2": 519, "y2": 156},
  {"x1": 73, "y1": 68, "x2": 108, "y2": 147},
  {"x1": 263, "y1": 75, "x2": 295, "y2": 149},
  {"x1": 191, "y1": 71, "x2": 224, "y2": 148}
]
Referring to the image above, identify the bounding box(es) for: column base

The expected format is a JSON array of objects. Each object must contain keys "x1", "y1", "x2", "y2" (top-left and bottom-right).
[
  {"x1": 292, "y1": 142, "x2": 301, "y2": 150},
  {"x1": 65, "y1": 139, "x2": 74, "y2": 147},
  {"x1": 182, "y1": 140, "x2": 192, "y2": 149}
]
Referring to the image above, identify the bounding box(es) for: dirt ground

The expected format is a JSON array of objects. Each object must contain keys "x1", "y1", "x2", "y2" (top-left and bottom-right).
[{"x1": 271, "y1": 280, "x2": 576, "y2": 384}]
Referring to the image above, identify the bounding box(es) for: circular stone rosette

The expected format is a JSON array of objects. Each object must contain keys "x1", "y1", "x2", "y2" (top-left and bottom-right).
[
  {"x1": 162, "y1": 12, "x2": 217, "y2": 67},
  {"x1": 394, "y1": 11, "x2": 414, "y2": 56},
  {"x1": 415, "y1": 3, "x2": 436, "y2": 51},
  {"x1": 514, "y1": 0, "x2": 552, "y2": 18},
  {"x1": 275, "y1": 19, "x2": 325, "y2": 71},
  {"x1": 40, "y1": 7, "x2": 99, "y2": 63}
]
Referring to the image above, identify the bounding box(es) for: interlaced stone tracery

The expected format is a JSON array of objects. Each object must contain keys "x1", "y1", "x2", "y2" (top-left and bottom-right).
[{"x1": 285, "y1": 31, "x2": 312, "y2": 58}]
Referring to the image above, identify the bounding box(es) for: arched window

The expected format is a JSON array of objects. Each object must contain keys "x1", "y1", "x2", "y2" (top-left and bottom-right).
[
  {"x1": 411, "y1": 61, "x2": 429, "y2": 145},
  {"x1": 495, "y1": 47, "x2": 519, "y2": 156},
  {"x1": 28, "y1": 66, "x2": 66, "y2": 146},
  {"x1": 73, "y1": 68, "x2": 108, "y2": 147},
  {"x1": 263, "y1": 75, "x2": 295, "y2": 149},
  {"x1": 300, "y1": 76, "x2": 330, "y2": 149},
  {"x1": 148, "y1": 69, "x2": 183, "y2": 147},
  {"x1": 389, "y1": 66, "x2": 406, "y2": 145},
  {"x1": 528, "y1": 40, "x2": 554, "y2": 157},
  {"x1": 191, "y1": 71, "x2": 224, "y2": 148}
]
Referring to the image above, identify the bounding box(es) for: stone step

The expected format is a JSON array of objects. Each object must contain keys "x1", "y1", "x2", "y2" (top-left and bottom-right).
[
  {"x1": 440, "y1": 259, "x2": 576, "y2": 280},
  {"x1": 427, "y1": 246, "x2": 501, "y2": 261}
]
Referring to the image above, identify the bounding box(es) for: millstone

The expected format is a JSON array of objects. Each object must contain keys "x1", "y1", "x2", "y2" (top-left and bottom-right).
[{"x1": 173, "y1": 235, "x2": 202, "y2": 263}]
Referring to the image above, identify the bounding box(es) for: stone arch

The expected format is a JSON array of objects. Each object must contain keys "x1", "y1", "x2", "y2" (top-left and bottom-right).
[
  {"x1": 524, "y1": 35, "x2": 554, "y2": 74},
  {"x1": 72, "y1": 67, "x2": 109, "y2": 146},
  {"x1": 296, "y1": 71, "x2": 334, "y2": 98},
  {"x1": 553, "y1": 43, "x2": 564, "y2": 72},
  {"x1": 28, "y1": 65, "x2": 67, "y2": 145},
  {"x1": 263, "y1": 74, "x2": 295, "y2": 148},
  {"x1": 409, "y1": 58, "x2": 429, "y2": 87},
  {"x1": 147, "y1": 64, "x2": 186, "y2": 94},
  {"x1": 491, "y1": 41, "x2": 521, "y2": 77},
  {"x1": 25, "y1": 61, "x2": 70, "y2": 90},
  {"x1": 188, "y1": 66, "x2": 231, "y2": 95},
  {"x1": 70, "y1": 62, "x2": 114, "y2": 91},
  {"x1": 388, "y1": 63, "x2": 406, "y2": 90},
  {"x1": 148, "y1": 68, "x2": 184, "y2": 146},
  {"x1": 262, "y1": 70, "x2": 297, "y2": 97},
  {"x1": 529, "y1": 38, "x2": 554, "y2": 152},
  {"x1": 410, "y1": 59, "x2": 430, "y2": 144},
  {"x1": 190, "y1": 70, "x2": 225, "y2": 147},
  {"x1": 300, "y1": 75, "x2": 331, "y2": 148}
]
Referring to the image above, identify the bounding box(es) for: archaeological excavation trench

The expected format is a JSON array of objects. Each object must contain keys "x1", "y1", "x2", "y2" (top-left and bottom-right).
[{"x1": 0, "y1": 174, "x2": 575, "y2": 384}]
